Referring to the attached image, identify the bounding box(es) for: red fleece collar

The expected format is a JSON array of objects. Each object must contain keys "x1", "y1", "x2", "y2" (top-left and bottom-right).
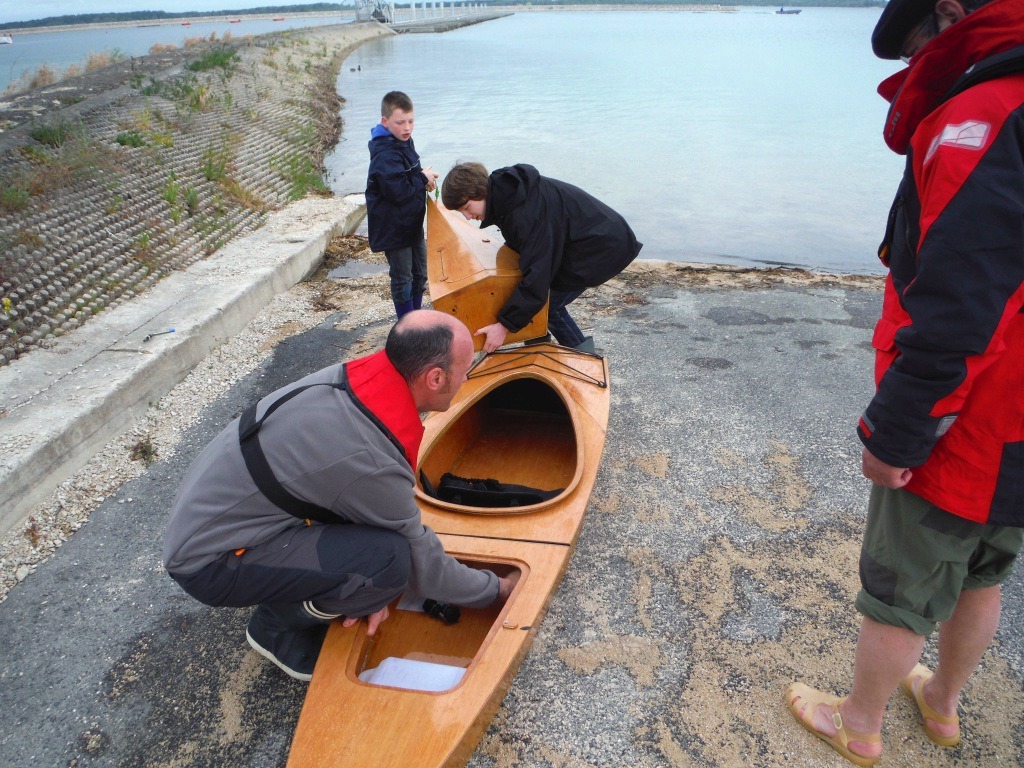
[
  {"x1": 878, "y1": 0, "x2": 1024, "y2": 154},
  {"x1": 345, "y1": 350, "x2": 423, "y2": 469}
]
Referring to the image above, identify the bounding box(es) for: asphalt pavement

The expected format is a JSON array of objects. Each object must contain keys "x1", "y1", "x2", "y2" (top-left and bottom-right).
[{"x1": 1, "y1": 221, "x2": 1022, "y2": 767}]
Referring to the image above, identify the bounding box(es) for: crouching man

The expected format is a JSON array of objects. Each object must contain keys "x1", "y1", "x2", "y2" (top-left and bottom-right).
[{"x1": 163, "y1": 310, "x2": 515, "y2": 681}]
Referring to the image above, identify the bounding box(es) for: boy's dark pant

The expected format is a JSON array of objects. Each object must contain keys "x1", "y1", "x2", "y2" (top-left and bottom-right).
[
  {"x1": 169, "y1": 523, "x2": 412, "y2": 618},
  {"x1": 548, "y1": 288, "x2": 587, "y2": 347},
  {"x1": 385, "y1": 239, "x2": 428, "y2": 309}
]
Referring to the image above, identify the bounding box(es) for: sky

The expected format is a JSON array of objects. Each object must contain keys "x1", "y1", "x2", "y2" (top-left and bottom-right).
[{"x1": 0, "y1": 1, "x2": 353, "y2": 25}]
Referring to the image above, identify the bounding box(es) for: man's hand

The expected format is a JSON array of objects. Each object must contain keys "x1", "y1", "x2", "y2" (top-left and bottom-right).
[
  {"x1": 497, "y1": 573, "x2": 520, "y2": 602},
  {"x1": 861, "y1": 447, "x2": 913, "y2": 489},
  {"x1": 475, "y1": 323, "x2": 509, "y2": 353},
  {"x1": 342, "y1": 604, "x2": 390, "y2": 636},
  {"x1": 422, "y1": 165, "x2": 438, "y2": 192}
]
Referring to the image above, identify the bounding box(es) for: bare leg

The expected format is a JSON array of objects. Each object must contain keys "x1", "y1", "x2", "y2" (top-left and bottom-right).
[
  {"x1": 922, "y1": 585, "x2": 1001, "y2": 739},
  {"x1": 806, "y1": 617, "x2": 925, "y2": 760}
]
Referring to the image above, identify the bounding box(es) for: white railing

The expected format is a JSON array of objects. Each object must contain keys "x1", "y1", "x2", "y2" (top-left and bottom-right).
[{"x1": 390, "y1": 3, "x2": 497, "y2": 22}]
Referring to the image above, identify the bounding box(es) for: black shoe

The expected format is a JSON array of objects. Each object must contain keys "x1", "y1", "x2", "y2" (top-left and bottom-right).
[
  {"x1": 523, "y1": 333, "x2": 552, "y2": 346},
  {"x1": 245, "y1": 602, "x2": 336, "y2": 682}
]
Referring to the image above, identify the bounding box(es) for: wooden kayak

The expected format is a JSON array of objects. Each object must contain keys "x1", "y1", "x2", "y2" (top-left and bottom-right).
[
  {"x1": 287, "y1": 344, "x2": 610, "y2": 767},
  {"x1": 425, "y1": 198, "x2": 549, "y2": 351}
]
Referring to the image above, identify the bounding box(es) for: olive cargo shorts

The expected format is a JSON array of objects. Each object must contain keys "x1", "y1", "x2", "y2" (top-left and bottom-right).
[{"x1": 856, "y1": 485, "x2": 1024, "y2": 636}]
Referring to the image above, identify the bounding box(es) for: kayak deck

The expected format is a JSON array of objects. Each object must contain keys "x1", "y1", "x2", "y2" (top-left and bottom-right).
[{"x1": 287, "y1": 535, "x2": 572, "y2": 768}]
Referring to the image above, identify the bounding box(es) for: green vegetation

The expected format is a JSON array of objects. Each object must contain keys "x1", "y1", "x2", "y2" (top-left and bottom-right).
[
  {"x1": 29, "y1": 119, "x2": 78, "y2": 148},
  {"x1": 1, "y1": 296, "x2": 19, "y2": 354},
  {"x1": 185, "y1": 47, "x2": 240, "y2": 74},
  {"x1": 202, "y1": 145, "x2": 231, "y2": 182},
  {"x1": 162, "y1": 171, "x2": 180, "y2": 205},
  {"x1": 135, "y1": 229, "x2": 153, "y2": 255},
  {"x1": 273, "y1": 152, "x2": 330, "y2": 200},
  {"x1": 115, "y1": 130, "x2": 145, "y2": 147},
  {"x1": 139, "y1": 72, "x2": 231, "y2": 120},
  {"x1": 129, "y1": 436, "x2": 158, "y2": 465},
  {"x1": 0, "y1": 185, "x2": 30, "y2": 212},
  {"x1": 183, "y1": 186, "x2": 200, "y2": 216}
]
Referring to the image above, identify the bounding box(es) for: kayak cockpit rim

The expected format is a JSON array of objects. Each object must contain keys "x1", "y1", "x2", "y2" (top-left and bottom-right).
[
  {"x1": 415, "y1": 366, "x2": 587, "y2": 515},
  {"x1": 468, "y1": 343, "x2": 608, "y2": 389},
  {"x1": 346, "y1": 553, "x2": 529, "y2": 694}
]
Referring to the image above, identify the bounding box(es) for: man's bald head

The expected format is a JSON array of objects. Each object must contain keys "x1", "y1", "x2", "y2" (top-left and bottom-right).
[{"x1": 386, "y1": 309, "x2": 472, "y2": 383}]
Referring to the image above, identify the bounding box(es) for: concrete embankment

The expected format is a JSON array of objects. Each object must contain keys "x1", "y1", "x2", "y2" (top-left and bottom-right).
[
  {"x1": 0, "y1": 23, "x2": 397, "y2": 536},
  {"x1": 0, "y1": 23, "x2": 391, "y2": 367}
]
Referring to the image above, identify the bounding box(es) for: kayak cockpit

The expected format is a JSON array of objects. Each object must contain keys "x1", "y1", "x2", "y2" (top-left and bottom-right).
[{"x1": 416, "y1": 373, "x2": 582, "y2": 515}]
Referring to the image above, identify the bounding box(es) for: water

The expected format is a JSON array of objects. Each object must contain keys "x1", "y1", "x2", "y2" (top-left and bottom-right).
[
  {"x1": 325, "y1": 8, "x2": 906, "y2": 274},
  {"x1": 0, "y1": 14, "x2": 354, "y2": 93}
]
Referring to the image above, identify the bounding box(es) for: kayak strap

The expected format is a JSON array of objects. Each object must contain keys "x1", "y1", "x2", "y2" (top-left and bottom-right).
[{"x1": 426, "y1": 471, "x2": 562, "y2": 508}]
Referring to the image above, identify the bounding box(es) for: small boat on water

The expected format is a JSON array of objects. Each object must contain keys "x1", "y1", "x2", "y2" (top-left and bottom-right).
[
  {"x1": 181, "y1": 21, "x2": 191, "y2": 26},
  {"x1": 287, "y1": 200, "x2": 611, "y2": 768},
  {"x1": 229, "y1": 18, "x2": 241, "y2": 23},
  {"x1": 0, "y1": 34, "x2": 13, "y2": 45},
  {"x1": 273, "y1": 17, "x2": 285, "y2": 21},
  {"x1": 776, "y1": 6, "x2": 802, "y2": 13}
]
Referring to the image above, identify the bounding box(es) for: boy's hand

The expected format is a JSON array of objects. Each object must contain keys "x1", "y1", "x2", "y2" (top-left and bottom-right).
[
  {"x1": 422, "y1": 165, "x2": 438, "y2": 192},
  {"x1": 475, "y1": 323, "x2": 509, "y2": 353}
]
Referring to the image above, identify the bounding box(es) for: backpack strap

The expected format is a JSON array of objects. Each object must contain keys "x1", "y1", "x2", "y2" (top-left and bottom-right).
[{"x1": 238, "y1": 379, "x2": 347, "y2": 525}]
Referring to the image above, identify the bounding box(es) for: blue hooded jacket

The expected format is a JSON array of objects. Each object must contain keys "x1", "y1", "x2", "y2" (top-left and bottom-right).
[{"x1": 365, "y1": 123, "x2": 428, "y2": 252}]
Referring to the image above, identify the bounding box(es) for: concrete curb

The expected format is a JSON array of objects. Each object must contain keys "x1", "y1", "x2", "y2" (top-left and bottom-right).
[{"x1": 0, "y1": 194, "x2": 366, "y2": 537}]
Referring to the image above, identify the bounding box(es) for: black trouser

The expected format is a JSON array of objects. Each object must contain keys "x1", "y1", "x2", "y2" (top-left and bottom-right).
[{"x1": 170, "y1": 524, "x2": 411, "y2": 617}]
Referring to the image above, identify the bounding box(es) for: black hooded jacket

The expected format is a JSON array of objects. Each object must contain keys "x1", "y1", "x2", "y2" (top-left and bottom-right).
[
  {"x1": 480, "y1": 164, "x2": 642, "y2": 332},
  {"x1": 365, "y1": 124, "x2": 428, "y2": 252}
]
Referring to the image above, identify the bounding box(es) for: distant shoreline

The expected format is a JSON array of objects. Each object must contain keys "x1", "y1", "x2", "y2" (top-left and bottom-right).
[{"x1": 0, "y1": 12, "x2": 355, "y2": 37}]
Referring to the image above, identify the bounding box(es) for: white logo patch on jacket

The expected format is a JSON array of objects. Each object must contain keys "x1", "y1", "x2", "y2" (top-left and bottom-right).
[{"x1": 924, "y1": 120, "x2": 991, "y2": 165}]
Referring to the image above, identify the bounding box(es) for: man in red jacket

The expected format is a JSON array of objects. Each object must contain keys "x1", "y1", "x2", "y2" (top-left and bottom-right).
[{"x1": 786, "y1": 0, "x2": 1024, "y2": 764}]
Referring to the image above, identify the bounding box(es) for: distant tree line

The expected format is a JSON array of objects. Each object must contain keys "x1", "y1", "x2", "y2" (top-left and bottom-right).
[{"x1": 1, "y1": 3, "x2": 352, "y2": 30}]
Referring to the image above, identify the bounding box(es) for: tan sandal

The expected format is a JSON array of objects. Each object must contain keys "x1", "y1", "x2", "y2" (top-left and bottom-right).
[
  {"x1": 901, "y1": 663, "x2": 961, "y2": 747},
  {"x1": 785, "y1": 682, "x2": 882, "y2": 767}
]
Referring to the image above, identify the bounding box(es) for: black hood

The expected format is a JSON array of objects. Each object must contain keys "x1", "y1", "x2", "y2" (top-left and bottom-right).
[{"x1": 482, "y1": 164, "x2": 540, "y2": 228}]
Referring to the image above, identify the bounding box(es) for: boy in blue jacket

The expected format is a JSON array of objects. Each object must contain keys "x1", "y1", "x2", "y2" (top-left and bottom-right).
[{"x1": 365, "y1": 91, "x2": 438, "y2": 318}]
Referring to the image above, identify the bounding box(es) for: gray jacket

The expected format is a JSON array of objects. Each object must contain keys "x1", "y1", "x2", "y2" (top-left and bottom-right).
[{"x1": 162, "y1": 362, "x2": 498, "y2": 608}]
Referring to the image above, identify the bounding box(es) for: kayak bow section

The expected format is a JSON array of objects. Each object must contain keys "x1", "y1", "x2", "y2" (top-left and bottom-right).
[{"x1": 426, "y1": 199, "x2": 549, "y2": 351}]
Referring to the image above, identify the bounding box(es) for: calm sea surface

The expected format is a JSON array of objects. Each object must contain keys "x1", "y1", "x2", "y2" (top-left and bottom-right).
[
  {"x1": 325, "y1": 8, "x2": 905, "y2": 274},
  {"x1": 0, "y1": 15, "x2": 353, "y2": 92}
]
